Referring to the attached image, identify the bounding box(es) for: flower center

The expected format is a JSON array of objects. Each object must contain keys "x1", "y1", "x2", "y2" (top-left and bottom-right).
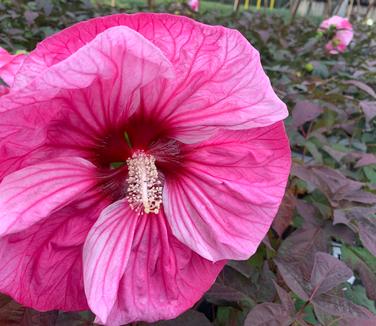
[
  {"x1": 126, "y1": 151, "x2": 162, "y2": 215},
  {"x1": 332, "y1": 38, "x2": 341, "y2": 47}
]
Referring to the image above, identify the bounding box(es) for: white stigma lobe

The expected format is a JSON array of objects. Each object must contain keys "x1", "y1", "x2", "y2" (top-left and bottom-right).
[{"x1": 126, "y1": 151, "x2": 162, "y2": 214}]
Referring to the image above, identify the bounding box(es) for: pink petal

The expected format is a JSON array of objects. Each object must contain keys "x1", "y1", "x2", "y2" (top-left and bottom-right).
[
  {"x1": 0, "y1": 85, "x2": 9, "y2": 96},
  {"x1": 83, "y1": 199, "x2": 139, "y2": 323},
  {"x1": 1, "y1": 25, "x2": 173, "y2": 121},
  {"x1": 325, "y1": 42, "x2": 337, "y2": 54},
  {"x1": 336, "y1": 29, "x2": 353, "y2": 47},
  {"x1": 0, "y1": 191, "x2": 109, "y2": 311},
  {"x1": 0, "y1": 47, "x2": 26, "y2": 87},
  {"x1": 12, "y1": 18, "x2": 114, "y2": 89},
  {"x1": 164, "y1": 122, "x2": 291, "y2": 261},
  {"x1": 0, "y1": 157, "x2": 97, "y2": 236},
  {"x1": 137, "y1": 15, "x2": 287, "y2": 142},
  {"x1": 0, "y1": 102, "x2": 54, "y2": 181},
  {"x1": 320, "y1": 16, "x2": 350, "y2": 30},
  {"x1": 97, "y1": 210, "x2": 225, "y2": 325},
  {"x1": 11, "y1": 14, "x2": 287, "y2": 143},
  {"x1": 338, "y1": 19, "x2": 353, "y2": 30},
  {"x1": 0, "y1": 24, "x2": 174, "y2": 176}
]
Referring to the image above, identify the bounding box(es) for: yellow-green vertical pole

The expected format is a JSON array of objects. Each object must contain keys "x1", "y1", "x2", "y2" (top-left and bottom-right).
[
  {"x1": 245, "y1": 0, "x2": 250, "y2": 10},
  {"x1": 256, "y1": 0, "x2": 262, "y2": 10},
  {"x1": 270, "y1": 0, "x2": 275, "y2": 9}
]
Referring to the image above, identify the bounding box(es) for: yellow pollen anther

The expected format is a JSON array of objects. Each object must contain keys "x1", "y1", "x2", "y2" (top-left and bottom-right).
[{"x1": 126, "y1": 151, "x2": 162, "y2": 215}]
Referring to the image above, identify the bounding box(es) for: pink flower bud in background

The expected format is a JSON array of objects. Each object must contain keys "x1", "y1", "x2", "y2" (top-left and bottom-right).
[
  {"x1": 188, "y1": 0, "x2": 199, "y2": 12},
  {"x1": 319, "y1": 16, "x2": 353, "y2": 54}
]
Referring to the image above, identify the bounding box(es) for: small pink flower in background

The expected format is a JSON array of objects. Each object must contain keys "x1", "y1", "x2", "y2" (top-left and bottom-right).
[
  {"x1": 0, "y1": 13, "x2": 290, "y2": 325},
  {"x1": 188, "y1": 0, "x2": 199, "y2": 12},
  {"x1": 320, "y1": 15, "x2": 353, "y2": 54}
]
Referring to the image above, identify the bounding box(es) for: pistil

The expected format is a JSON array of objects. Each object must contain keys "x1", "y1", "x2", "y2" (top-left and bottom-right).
[{"x1": 126, "y1": 151, "x2": 162, "y2": 214}]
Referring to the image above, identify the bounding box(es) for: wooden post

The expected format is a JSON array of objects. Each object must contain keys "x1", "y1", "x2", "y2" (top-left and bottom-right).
[
  {"x1": 291, "y1": 0, "x2": 302, "y2": 20},
  {"x1": 324, "y1": 0, "x2": 332, "y2": 17},
  {"x1": 365, "y1": 0, "x2": 375, "y2": 18},
  {"x1": 306, "y1": 0, "x2": 314, "y2": 16},
  {"x1": 347, "y1": 0, "x2": 354, "y2": 18},
  {"x1": 148, "y1": 0, "x2": 154, "y2": 10},
  {"x1": 233, "y1": 0, "x2": 241, "y2": 12}
]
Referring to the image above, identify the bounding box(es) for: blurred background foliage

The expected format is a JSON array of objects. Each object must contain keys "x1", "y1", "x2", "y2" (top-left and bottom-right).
[{"x1": 0, "y1": 0, "x2": 375, "y2": 325}]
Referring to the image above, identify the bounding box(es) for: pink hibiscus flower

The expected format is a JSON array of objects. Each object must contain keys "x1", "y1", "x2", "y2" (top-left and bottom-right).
[
  {"x1": 0, "y1": 13, "x2": 290, "y2": 325},
  {"x1": 188, "y1": 0, "x2": 200, "y2": 12},
  {"x1": 0, "y1": 47, "x2": 26, "y2": 95},
  {"x1": 319, "y1": 16, "x2": 353, "y2": 54}
]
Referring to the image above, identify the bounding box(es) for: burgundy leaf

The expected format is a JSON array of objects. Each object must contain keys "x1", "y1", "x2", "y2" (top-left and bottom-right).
[
  {"x1": 313, "y1": 293, "x2": 374, "y2": 320},
  {"x1": 355, "y1": 153, "x2": 376, "y2": 168},
  {"x1": 360, "y1": 101, "x2": 376, "y2": 124},
  {"x1": 255, "y1": 262, "x2": 277, "y2": 303},
  {"x1": 244, "y1": 303, "x2": 291, "y2": 326},
  {"x1": 292, "y1": 101, "x2": 323, "y2": 128},
  {"x1": 220, "y1": 265, "x2": 255, "y2": 294},
  {"x1": 205, "y1": 283, "x2": 250, "y2": 307},
  {"x1": 314, "y1": 305, "x2": 341, "y2": 326},
  {"x1": 358, "y1": 216, "x2": 376, "y2": 257},
  {"x1": 227, "y1": 260, "x2": 254, "y2": 278},
  {"x1": 334, "y1": 207, "x2": 376, "y2": 256},
  {"x1": 262, "y1": 235, "x2": 275, "y2": 252},
  {"x1": 219, "y1": 262, "x2": 277, "y2": 304},
  {"x1": 24, "y1": 11, "x2": 39, "y2": 25},
  {"x1": 322, "y1": 145, "x2": 347, "y2": 163},
  {"x1": 55, "y1": 311, "x2": 95, "y2": 326},
  {"x1": 292, "y1": 164, "x2": 376, "y2": 204},
  {"x1": 272, "y1": 190, "x2": 296, "y2": 237},
  {"x1": 258, "y1": 30, "x2": 270, "y2": 43},
  {"x1": 295, "y1": 200, "x2": 322, "y2": 227},
  {"x1": 273, "y1": 281, "x2": 295, "y2": 316},
  {"x1": 274, "y1": 259, "x2": 310, "y2": 301},
  {"x1": 343, "y1": 80, "x2": 376, "y2": 99},
  {"x1": 277, "y1": 226, "x2": 329, "y2": 273},
  {"x1": 0, "y1": 300, "x2": 58, "y2": 326},
  {"x1": 154, "y1": 310, "x2": 211, "y2": 326},
  {"x1": 0, "y1": 294, "x2": 11, "y2": 309},
  {"x1": 326, "y1": 223, "x2": 356, "y2": 246},
  {"x1": 291, "y1": 164, "x2": 360, "y2": 197},
  {"x1": 310, "y1": 252, "x2": 353, "y2": 297},
  {"x1": 339, "y1": 313, "x2": 376, "y2": 326},
  {"x1": 0, "y1": 293, "x2": 12, "y2": 311},
  {"x1": 275, "y1": 224, "x2": 333, "y2": 301}
]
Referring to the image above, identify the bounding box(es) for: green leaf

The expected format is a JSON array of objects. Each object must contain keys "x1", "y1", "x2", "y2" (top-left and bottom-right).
[
  {"x1": 303, "y1": 304, "x2": 319, "y2": 325},
  {"x1": 341, "y1": 245, "x2": 376, "y2": 301},
  {"x1": 363, "y1": 166, "x2": 376, "y2": 183},
  {"x1": 344, "y1": 285, "x2": 376, "y2": 314},
  {"x1": 305, "y1": 141, "x2": 323, "y2": 164},
  {"x1": 110, "y1": 161, "x2": 125, "y2": 169},
  {"x1": 123, "y1": 131, "x2": 132, "y2": 148}
]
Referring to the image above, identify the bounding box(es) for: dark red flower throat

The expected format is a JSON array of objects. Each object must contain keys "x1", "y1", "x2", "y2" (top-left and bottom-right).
[{"x1": 91, "y1": 113, "x2": 182, "y2": 211}]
